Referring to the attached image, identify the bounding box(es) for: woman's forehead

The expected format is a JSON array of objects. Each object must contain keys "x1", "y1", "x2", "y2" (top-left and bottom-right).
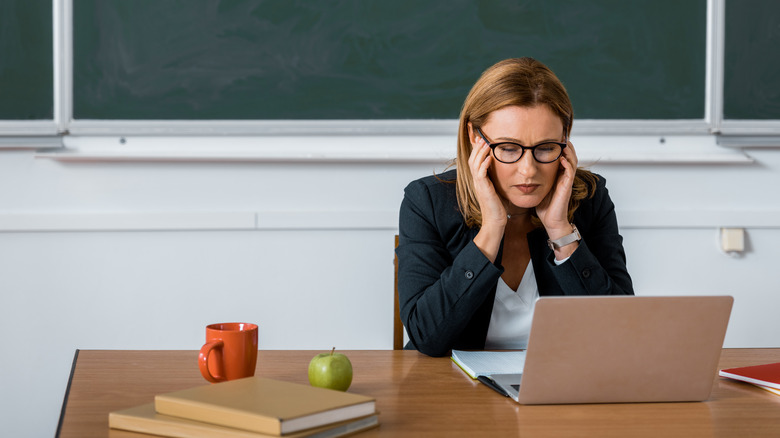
[{"x1": 484, "y1": 105, "x2": 564, "y2": 140}]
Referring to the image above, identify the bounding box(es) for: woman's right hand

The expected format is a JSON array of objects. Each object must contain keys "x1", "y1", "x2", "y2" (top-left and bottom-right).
[
  {"x1": 468, "y1": 133, "x2": 506, "y2": 262},
  {"x1": 468, "y1": 135, "x2": 507, "y2": 226}
]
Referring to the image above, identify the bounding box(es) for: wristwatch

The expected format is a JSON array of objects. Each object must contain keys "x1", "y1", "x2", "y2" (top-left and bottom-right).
[{"x1": 547, "y1": 224, "x2": 581, "y2": 250}]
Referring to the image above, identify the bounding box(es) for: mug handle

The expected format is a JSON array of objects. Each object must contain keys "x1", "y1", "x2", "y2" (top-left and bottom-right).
[{"x1": 198, "y1": 340, "x2": 225, "y2": 383}]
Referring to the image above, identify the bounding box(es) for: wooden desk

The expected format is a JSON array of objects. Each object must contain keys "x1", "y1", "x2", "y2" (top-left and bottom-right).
[{"x1": 58, "y1": 349, "x2": 780, "y2": 438}]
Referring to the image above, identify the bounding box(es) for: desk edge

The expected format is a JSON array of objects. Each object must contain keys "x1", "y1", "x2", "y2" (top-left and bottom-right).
[{"x1": 55, "y1": 349, "x2": 80, "y2": 438}]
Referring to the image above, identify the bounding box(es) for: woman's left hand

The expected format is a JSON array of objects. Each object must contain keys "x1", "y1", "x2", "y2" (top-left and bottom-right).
[{"x1": 535, "y1": 140, "x2": 578, "y2": 240}]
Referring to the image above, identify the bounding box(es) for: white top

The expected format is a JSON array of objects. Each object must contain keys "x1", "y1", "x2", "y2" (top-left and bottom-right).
[{"x1": 484, "y1": 260, "x2": 540, "y2": 350}]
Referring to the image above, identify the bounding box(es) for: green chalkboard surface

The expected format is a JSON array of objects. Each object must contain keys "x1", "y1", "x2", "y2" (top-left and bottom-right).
[
  {"x1": 724, "y1": 0, "x2": 780, "y2": 120},
  {"x1": 73, "y1": 0, "x2": 706, "y2": 121},
  {"x1": 0, "y1": 1, "x2": 53, "y2": 120}
]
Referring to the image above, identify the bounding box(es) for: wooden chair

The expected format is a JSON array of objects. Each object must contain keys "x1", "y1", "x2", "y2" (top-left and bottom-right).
[{"x1": 393, "y1": 235, "x2": 404, "y2": 350}]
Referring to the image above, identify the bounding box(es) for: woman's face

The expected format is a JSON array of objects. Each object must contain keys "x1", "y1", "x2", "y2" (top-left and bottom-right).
[{"x1": 471, "y1": 105, "x2": 565, "y2": 215}]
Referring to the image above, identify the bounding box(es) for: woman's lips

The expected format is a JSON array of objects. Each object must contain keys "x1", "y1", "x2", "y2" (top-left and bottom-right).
[{"x1": 514, "y1": 184, "x2": 540, "y2": 194}]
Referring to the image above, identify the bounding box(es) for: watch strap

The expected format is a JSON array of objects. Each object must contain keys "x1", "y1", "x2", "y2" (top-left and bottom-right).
[{"x1": 547, "y1": 224, "x2": 581, "y2": 250}]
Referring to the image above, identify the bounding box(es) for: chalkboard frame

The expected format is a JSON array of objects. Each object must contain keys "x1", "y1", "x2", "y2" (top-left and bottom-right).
[
  {"x1": 0, "y1": 0, "x2": 59, "y2": 138},
  {"x1": 65, "y1": 0, "x2": 712, "y2": 136},
  {"x1": 717, "y1": 0, "x2": 780, "y2": 136},
  {"x1": 2, "y1": 0, "x2": 780, "y2": 140}
]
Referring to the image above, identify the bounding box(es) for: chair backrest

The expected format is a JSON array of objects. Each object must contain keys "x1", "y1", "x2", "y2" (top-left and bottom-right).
[{"x1": 393, "y1": 235, "x2": 404, "y2": 350}]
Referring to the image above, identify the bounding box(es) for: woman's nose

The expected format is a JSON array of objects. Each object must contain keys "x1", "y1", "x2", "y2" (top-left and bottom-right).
[{"x1": 515, "y1": 151, "x2": 538, "y2": 175}]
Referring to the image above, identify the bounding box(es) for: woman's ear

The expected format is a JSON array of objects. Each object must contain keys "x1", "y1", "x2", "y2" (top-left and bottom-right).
[{"x1": 467, "y1": 122, "x2": 476, "y2": 145}]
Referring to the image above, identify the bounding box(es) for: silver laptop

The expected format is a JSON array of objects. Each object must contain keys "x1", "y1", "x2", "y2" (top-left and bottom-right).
[{"x1": 488, "y1": 295, "x2": 733, "y2": 404}]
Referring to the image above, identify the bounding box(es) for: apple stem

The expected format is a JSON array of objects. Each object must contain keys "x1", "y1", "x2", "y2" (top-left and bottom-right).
[{"x1": 331, "y1": 347, "x2": 335, "y2": 355}]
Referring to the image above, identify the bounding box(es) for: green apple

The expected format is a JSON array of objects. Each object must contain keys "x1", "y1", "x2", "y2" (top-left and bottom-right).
[{"x1": 308, "y1": 348, "x2": 353, "y2": 391}]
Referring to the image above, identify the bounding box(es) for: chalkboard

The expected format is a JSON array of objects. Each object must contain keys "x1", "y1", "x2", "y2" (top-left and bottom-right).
[
  {"x1": 0, "y1": 1, "x2": 53, "y2": 120},
  {"x1": 72, "y1": 0, "x2": 706, "y2": 121},
  {"x1": 724, "y1": 0, "x2": 780, "y2": 120}
]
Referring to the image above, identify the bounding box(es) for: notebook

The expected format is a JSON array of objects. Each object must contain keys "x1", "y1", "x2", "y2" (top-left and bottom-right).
[
  {"x1": 461, "y1": 295, "x2": 733, "y2": 404},
  {"x1": 719, "y1": 362, "x2": 780, "y2": 393},
  {"x1": 451, "y1": 350, "x2": 526, "y2": 379}
]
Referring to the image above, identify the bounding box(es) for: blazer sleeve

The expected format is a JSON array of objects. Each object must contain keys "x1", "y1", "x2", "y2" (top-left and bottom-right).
[
  {"x1": 545, "y1": 177, "x2": 634, "y2": 296},
  {"x1": 396, "y1": 178, "x2": 502, "y2": 357}
]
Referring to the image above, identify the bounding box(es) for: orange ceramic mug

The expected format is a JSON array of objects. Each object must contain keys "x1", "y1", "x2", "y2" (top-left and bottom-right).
[{"x1": 198, "y1": 322, "x2": 258, "y2": 383}]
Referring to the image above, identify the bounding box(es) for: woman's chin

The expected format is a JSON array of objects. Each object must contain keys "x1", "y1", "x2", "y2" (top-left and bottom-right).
[{"x1": 507, "y1": 196, "x2": 543, "y2": 210}]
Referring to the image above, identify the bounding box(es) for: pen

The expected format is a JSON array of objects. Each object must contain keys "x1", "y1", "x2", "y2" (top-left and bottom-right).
[{"x1": 477, "y1": 375, "x2": 510, "y2": 397}]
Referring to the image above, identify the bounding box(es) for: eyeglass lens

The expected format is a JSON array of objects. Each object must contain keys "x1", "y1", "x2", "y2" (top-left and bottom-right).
[
  {"x1": 493, "y1": 142, "x2": 563, "y2": 163},
  {"x1": 477, "y1": 128, "x2": 564, "y2": 164}
]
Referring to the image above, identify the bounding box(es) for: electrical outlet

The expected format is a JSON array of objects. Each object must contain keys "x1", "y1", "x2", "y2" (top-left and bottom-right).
[{"x1": 720, "y1": 228, "x2": 745, "y2": 253}]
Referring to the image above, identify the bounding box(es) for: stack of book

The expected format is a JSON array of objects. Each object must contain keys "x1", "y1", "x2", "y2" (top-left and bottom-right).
[
  {"x1": 109, "y1": 377, "x2": 378, "y2": 438},
  {"x1": 719, "y1": 362, "x2": 780, "y2": 396}
]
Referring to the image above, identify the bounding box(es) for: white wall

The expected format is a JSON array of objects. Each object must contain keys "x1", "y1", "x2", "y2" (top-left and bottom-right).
[{"x1": 1, "y1": 136, "x2": 779, "y2": 437}]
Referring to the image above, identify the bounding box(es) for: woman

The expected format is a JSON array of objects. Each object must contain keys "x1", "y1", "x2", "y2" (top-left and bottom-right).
[{"x1": 396, "y1": 58, "x2": 633, "y2": 357}]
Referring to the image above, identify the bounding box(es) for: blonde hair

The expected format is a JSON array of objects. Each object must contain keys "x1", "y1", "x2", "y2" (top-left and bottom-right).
[{"x1": 454, "y1": 57, "x2": 597, "y2": 228}]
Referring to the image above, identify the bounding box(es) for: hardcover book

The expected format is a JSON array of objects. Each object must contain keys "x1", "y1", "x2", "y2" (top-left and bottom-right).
[
  {"x1": 110, "y1": 403, "x2": 379, "y2": 438},
  {"x1": 154, "y1": 377, "x2": 376, "y2": 436}
]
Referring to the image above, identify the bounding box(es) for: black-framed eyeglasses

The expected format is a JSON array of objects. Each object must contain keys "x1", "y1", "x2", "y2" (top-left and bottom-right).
[{"x1": 476, "y1": 128, "x2": 567, "y2": 164}]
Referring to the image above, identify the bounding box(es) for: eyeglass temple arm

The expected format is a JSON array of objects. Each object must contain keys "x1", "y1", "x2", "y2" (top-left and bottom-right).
[{"x1": 475, "y1": 128, "x2": 489, "y2": 144}]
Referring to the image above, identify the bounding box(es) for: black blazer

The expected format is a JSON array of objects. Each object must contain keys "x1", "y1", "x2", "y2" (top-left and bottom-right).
[{"x1": 396, "y1": 169, "x2": 633, "y2": 357}]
